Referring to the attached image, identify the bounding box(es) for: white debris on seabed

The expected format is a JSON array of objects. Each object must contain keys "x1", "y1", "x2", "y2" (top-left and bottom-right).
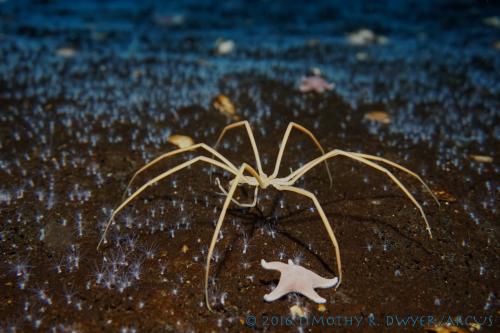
[
  {"x1": 346, "y1": 29, "x2": 388, "y2": 45},
  {"x1": 56, "y1": 47, "x2": 77, "y2": 58},
  {"x1": 356, "y1": 51, "x2": 369, "y2": 61},
  {"x1": 290, "y1": 304, "x2": 307, "y2": 319},
  {"x1": 483, "y1": 16, "x2": 500, "y2": 28},
  {"x1": 153, "y1": 13, "x2": 185, "y2": 27},
  {"x1": 310, "y1": 67, "x2": 322, "y2": 76},
  {"x1": 215, "y1": 38, "x2": 235, "y2": 55}
]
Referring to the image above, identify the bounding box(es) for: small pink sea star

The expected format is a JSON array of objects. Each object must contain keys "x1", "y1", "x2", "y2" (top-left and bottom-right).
[
  {"x1": 299, "y1": 75, "x2": 335, "y2": 94},
  {"x1": 261, "y1": 259, "x2": 339, "y2": 303}
]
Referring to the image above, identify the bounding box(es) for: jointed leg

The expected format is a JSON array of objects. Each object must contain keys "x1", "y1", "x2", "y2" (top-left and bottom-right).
[
  {"x1": 122, "y1": 143, "x2": 239, "y2": 200},
  {"x1": 274, "y1": 184, "x2": 342, "y2": 287},
  {"x1": 270, "y1": 122, "x2": 332, "y2": 187},
  {"x1": 97, "y1": 156, "x2": 237, "y2": 249},
  {"x1": 285, "y1": 150, "x2": 433, "y2": 238},
  {"x1": 205, "y1": 164, "x2": 256, "y2": 311},
  {"x1": 215, "y1": 177, "x2": 259, "y2": 208},
  {"x1": 212, "y1": 121, "x2": 264, "y2": 175},
  {"x1": 349, "y1": 152, "x2": 439, "y2": 206}
]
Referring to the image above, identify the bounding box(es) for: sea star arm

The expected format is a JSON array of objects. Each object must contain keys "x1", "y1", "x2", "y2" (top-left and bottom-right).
[
  {"x1": 299, "y1": 285, "x2": 327, "y2": 304},
  {"x1": 261, "y1": 259, "x2": 289, "y2": 272},
  {"x1": 263, "y1": 276, "x2": 293, "y2": 302},
  {"x1": 261, "y1": 259, "x2": 338, "y2": 303},
  {"x1": 311, "y1": 273, "x2": 339, "y2": 289}
]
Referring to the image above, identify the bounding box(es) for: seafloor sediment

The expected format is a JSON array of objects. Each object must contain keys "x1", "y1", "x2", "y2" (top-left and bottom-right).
[{"x1": 0, "y1": 1, "x2": 498, "y2": 332}]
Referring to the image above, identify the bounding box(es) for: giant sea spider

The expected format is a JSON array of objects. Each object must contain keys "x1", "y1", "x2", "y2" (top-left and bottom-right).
[{"x1": 98, "y1": 121, "x2": 438, "y2": 311}]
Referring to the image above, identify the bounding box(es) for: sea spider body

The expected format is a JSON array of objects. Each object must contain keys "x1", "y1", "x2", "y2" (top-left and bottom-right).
[{"x1": 98, "y1": 121, "x2": 438, "y2": 311}]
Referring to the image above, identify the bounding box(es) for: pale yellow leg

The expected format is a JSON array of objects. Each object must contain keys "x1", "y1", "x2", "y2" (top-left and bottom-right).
[
  {"x1": 274, "y1": 184, "x2": 342, "y2": 287},
  {"x1": 270, "y1": 122, "x2": 332, "y2": 187},
  {"x1": 349, "y1": 152, "x2": 439, "y2": 206},
  {"x1": 212, "y1": 120, "x2": 264, "y2": 175},
  {"x1": 205, "y1": 163, "x2": 263, "y2": 311},
  {"x1": 123, "y1": 143, "x2": 238, "y2": 200},
  {"x1": 285, "y1": 149, "x2": 433, "y2": 238},
  {"x1": 97, "y1": 156, "x2": 238, "y2": 249}
]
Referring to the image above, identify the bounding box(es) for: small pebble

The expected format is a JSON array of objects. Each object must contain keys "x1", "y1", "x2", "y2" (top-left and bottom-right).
[
  {"x1": 56, "y1": 47, "x2": 77, "y2": 58},
  {"x1": 168, "y1": 135, "x2": 194, "y2": 149},
  {"x1": 364, "y1": 111, "x2": 391, "y2": 124},
  {"x1": 470, "y1": 155, "x2": 493, "y2": 163},
  {"x1": 215, "y1": 39, "x2": 235, "y2": 55},
  {"x1": 290, "y1": 304, "x2": 306, "y2": 319},
  {"x1": 212, "y1": 94, "x2": 239, "y2": 120}
]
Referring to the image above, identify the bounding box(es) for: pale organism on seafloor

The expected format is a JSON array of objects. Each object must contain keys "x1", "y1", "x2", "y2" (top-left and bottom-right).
[
  {"x1": 215, "y1": 38, "x2": 235, "y2": 55},
  {"x1": 212, "y1": 94, "x2": 239, "y2": 120},
  {"x1": 261, "y1": 259, "x2": 338, "y2": 303},
  {"x1": 299, "y1": 75, "x2": 335, "y2": 93},
  {"x1": 56, "y1": 47, "x2": 77, "y2": 58},
  {"x1": 97, "y1": 120, "x2": 438, "y2": 311},
  {"x1": 346, "y1": 28, "x2": 389, "y2": 45}
]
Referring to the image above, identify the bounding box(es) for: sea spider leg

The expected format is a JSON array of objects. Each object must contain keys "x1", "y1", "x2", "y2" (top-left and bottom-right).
[
  {"x1": 270, "y1": 122, "x2": 332, "y2": 187},
  {"x1": 97, "y1": 156, "x2": 238, "y2": 249},
  {"x1": 285, "y1": 149, "x2": 433, "y2": 238},
  {"x1": 122, "y1": 143, "x2": 239, "y2": 200},
  {"x1": 205, "y1": 163, "x2": 264, "y2": 312},
  {"x1": 349, "y1": 152, "x2": 440, "y2": 206},
  {"x1": 215, "y1": 177, "x2": 259, "y2": 208},
  {"x1": 274, "y1": 184, "x2": 342, "y2": 287},
  {"x1": 212, "y1": 120, "x2": 264, "y2": 175}
]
